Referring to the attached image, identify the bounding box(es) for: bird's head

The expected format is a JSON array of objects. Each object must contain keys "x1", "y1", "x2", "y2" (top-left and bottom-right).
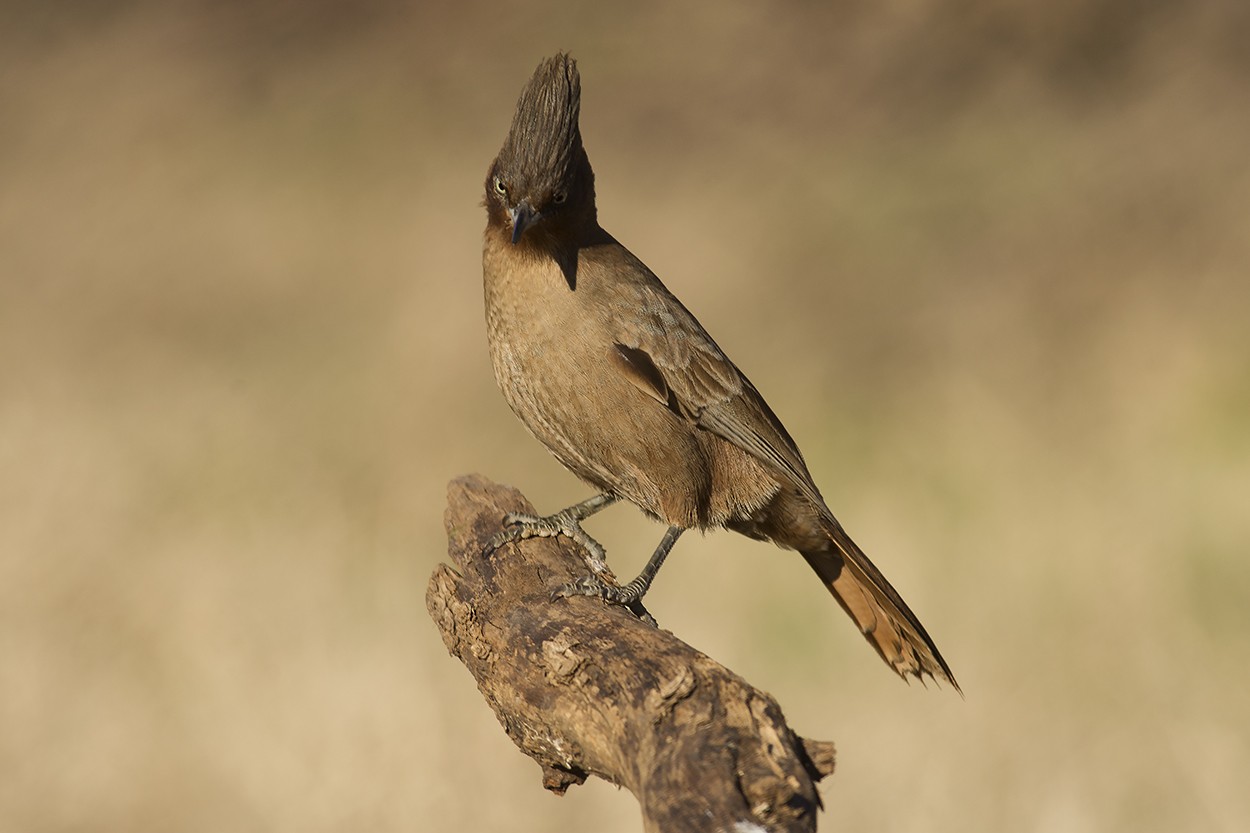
[{"x1": 485, "y1": 53, "x2": 596, "y2": 247}]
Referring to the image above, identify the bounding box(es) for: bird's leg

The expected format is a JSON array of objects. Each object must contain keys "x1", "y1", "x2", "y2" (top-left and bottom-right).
[
  {"x1": 554, "y1": 526, "x2": 685, "y2": 610},
  {"x1": 486, "y1": 492, "x2": 620, "y2": 577}
]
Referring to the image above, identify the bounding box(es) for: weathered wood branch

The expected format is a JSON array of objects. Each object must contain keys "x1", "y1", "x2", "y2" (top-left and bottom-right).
[{"x1": 427, "y1": 475, "x2": 836, "y2": 833}]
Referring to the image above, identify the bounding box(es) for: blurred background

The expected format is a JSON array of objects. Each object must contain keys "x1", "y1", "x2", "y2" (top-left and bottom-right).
[{"x1": 2, "y1": 1, "x2": 1248, "y2": 830}]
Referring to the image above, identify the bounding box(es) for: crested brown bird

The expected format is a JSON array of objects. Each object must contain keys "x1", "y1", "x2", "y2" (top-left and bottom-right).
[{"x1": 482, "y1": 53, "x2": 958, "y2": 690}]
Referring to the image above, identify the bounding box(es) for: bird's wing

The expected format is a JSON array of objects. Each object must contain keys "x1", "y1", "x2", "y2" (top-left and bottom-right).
[{"x1": 608, "y1": 272, "x2": 825, "y2": 511}]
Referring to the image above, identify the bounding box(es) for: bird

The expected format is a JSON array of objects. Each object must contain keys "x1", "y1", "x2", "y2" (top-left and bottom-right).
[{"x1": 481, "y1": 53, "x2": 957, "y2": 690}]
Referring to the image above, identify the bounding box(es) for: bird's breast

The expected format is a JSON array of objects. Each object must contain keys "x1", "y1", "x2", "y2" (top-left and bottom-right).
[{"x1": 482, "y1": 242, "x2": 721, "y2": 526}]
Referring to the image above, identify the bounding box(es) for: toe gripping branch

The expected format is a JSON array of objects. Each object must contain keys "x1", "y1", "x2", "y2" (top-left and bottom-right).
[
  {"x1": 485, "y1": 492, "x2": 685, "y2": 619},
  {"x1": 486, "y1": 492, "x2": 620, "y2": 576}
]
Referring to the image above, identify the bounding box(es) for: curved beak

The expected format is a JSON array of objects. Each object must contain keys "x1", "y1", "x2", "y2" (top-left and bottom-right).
[{"x1": 509, "y1": 201, "x2": 538, "y2": 245}]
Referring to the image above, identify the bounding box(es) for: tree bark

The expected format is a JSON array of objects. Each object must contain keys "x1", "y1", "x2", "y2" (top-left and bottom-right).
[{"x1": 427, "y1": 474, "x2": 836, "y2": 833}]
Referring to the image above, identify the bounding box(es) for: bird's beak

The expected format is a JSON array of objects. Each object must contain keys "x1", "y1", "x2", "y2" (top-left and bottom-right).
[{"x1": 509, "y1": 201, "x2": 538, "y2": 245}]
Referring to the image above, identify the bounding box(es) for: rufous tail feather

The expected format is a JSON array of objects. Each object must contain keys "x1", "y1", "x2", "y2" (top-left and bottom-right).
[{"x1": 801, "y1": 520, "x2": 959, "y2": 692}]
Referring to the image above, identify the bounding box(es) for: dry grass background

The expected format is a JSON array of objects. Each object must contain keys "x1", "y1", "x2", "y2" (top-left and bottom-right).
[{"x1": 2, "y1": 1, "x2": 1249, "y2": 831}]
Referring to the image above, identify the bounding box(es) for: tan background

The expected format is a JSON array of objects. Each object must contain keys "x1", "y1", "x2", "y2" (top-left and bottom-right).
[{"x1": 3, "y1": 2, "x2": 1248, "y2": 830}]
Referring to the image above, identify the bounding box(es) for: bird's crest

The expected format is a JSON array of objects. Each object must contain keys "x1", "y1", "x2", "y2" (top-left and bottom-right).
[{"x1": 497, "y1": 53, "x2": 583, "y2": 192}]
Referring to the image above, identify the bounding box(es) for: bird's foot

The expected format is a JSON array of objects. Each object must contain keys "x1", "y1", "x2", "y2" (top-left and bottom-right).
[
  {"x1": 551, "y1": 573, "x2": 637, "y2": 604},
  {"x1": 551, "y1": 574, "x2": 657, "y2": 627},
  {"x1": 486, "y1": 509, "x2": 613, "y2": 578}
]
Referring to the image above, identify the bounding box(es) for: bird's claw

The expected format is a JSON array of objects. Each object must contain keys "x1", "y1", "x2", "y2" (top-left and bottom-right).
[
  {"x1": 486, "y1": 510, "x2": 612, "y2": 576},
  {"x1": 551, "y1": 574, "x2": 658, "y2": 627},
  {"x1": 551, "y1": 574, "x2": 610, "y2": 601}
]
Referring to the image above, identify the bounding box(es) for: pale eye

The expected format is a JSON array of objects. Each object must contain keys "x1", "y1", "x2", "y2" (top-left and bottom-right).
[
  {"x1": 551, "y1": 190, "x2": 567, "y2": 205},
  {"x1": 493, "y1": 177, "x2": 507, "y2": 196}
]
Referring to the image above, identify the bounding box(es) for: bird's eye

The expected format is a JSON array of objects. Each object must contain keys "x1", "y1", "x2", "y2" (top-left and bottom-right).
[
  {"x1": 493, "y1": 177, "x2": 508, "y2": 196},
  {"x1": 551, "y1": 190, "x2": 567, "y2": 205}
]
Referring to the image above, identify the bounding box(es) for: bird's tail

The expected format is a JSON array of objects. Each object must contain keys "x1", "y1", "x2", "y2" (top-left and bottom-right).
[{"x1": 801, "y1": 519, "x2": 959, "y2": 692}]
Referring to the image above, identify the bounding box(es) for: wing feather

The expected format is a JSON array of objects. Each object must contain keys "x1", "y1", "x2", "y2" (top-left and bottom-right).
[{"x1": 609, "y1": 272, "x2": 824, "y2": 509}]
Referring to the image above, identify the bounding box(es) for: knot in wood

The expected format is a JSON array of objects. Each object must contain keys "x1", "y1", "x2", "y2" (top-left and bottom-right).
[{"x1": 541, "y1": 631, "x2": 585, "y2": 681}]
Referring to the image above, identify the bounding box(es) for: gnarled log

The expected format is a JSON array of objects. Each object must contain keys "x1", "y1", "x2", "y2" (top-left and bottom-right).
[{"x1": 427, "y1": 475, "x2": 836, "y2": 833}]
